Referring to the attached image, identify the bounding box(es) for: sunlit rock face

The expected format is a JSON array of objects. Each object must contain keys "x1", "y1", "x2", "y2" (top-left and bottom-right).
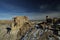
[{"x1": 10, "y1": 16, "x2": 33, "y2": 40}]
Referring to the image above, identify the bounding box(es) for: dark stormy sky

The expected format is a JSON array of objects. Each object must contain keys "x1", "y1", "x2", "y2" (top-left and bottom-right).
[{"x1": 0, "y1": 0, "x2": 60, "y2": 20}]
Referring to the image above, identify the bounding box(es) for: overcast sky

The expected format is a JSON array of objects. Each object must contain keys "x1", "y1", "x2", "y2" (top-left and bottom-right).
[{"x1": 0, "y1": 0, "x2": 60, "y2": 20}]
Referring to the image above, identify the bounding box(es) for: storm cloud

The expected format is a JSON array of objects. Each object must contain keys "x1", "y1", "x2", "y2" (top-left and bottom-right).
[{"x1": 0, "y1": 0, "x2": 60, "y2": 20}]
